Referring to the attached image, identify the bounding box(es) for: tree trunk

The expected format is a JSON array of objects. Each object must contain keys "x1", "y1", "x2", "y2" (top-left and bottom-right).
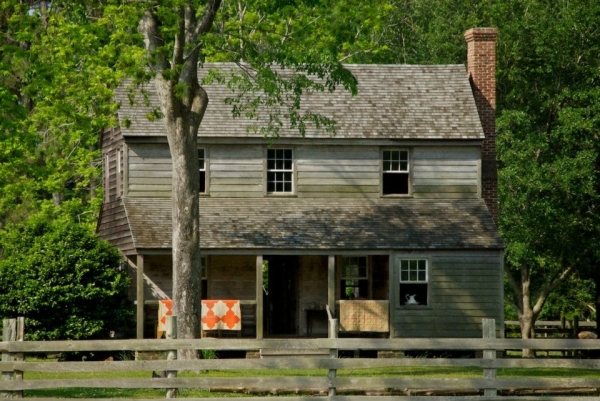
[
  {"x1": 154, "y1": 76, "x2": 208, "y2": 359},
  {"x1": 519, "y1": 309, "x2": 535, "y2": 358}
]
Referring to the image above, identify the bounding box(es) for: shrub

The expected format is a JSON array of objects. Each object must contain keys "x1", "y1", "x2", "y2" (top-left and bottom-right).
[{"x1": 0, "y1": 212, "x2": 133, "y2": 340}]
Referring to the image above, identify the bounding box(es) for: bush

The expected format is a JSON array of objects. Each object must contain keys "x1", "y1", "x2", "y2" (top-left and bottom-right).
[{"x1": 0, "y1": 211, "x2": 133, "y2": 340}]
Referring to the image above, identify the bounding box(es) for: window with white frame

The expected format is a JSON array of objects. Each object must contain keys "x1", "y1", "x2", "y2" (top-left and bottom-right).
[
  {"x1": 382, "y1": 149, "x2": 409, "y2": 195},
  {"x1": 267, "y1": 148, "x2": 293, "y2": 193},
  {"x1": 341, "y1": 256, "x2": 369, "y2": 299},
  {"x1": 399, "y1": 258, "x2": 428, "y2": 306},
  {"x1": 198, "y1": 148, "x2": 206, "y2": 193}
]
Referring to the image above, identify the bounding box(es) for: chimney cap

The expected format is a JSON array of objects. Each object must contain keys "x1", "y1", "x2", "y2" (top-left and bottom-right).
[{"x1": 464, "y1": 27, "x2": 498, "y2": 42}]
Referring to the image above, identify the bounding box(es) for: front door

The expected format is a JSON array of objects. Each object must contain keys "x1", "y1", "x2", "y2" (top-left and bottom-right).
[{"x1": 264, "y1": 256, "x2": 299, "y2": 336}]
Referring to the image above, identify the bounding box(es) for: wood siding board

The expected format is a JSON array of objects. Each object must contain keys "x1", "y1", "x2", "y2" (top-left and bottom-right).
[
  {"x1": 127, "y1": 191, "x2": 172, "y2": 197},
  {"x1": 129, "y1": 170, "x2": 173, "y2": 178},
  {"x1": 129, "y1": 177, "x2": 173, "y2": 185},
  {"x1": 298, "y1": 185, "x2": 379, "y2": 193},
  {"x1": 413, "y1": 185, "x2": 478, "y2": 193},
  {"x1": 297, "y1": 192, "x2": 380, "y2": 198},
  {"x1": 412, "y1": 179, "x2": 477, "y2": 186},
  {"x1": 129, "y1": 163, "x2": 173, "y2": 171},
  {"x1": 298, "y1": 172, "x2": 380, "y2": 179},
  {"x1": 298, "y1": 164, "x2": 379, "y2": 173},
  {"x1": 412, "y1": 192, "x2": 477, "y2": 199}
]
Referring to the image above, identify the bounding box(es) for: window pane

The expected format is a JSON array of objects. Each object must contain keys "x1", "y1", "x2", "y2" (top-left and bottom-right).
[
  {"x1": 199, "y1": 171, "x2": 206, "y2": 193},
  {"x1": 400, "y1": 271, "x2": 408, "y2": 281},
  {"x1": 418, "y1": 270, "x2": 426, "y2": 281},
  {"x1": 382, "y1": 172, "x2": 409, "y2": 195},
  {"x1": 267, "y1": 148, "x2": 293, "y2": 193},
  {"x1": 409, "y1": 270, "x2": 417, "y2": 281}
]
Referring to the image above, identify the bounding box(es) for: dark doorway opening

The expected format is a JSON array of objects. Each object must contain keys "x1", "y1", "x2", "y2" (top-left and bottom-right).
[{"x1": 264, "y1": 256, "x2": 299, "y2": 336}]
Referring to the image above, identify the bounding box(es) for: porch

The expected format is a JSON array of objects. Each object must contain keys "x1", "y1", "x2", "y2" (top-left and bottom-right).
[{"x1": 129, "y1": 253, "x2": 391, "y2": 340}]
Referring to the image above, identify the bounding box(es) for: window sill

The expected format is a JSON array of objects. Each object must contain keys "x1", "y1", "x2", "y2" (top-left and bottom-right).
[
  {"x1": 398, "y1": 305, "x2": 431, "y2": 310},
  {"x1": 381, "y1": 194, "x2": 413, "y2": 198},
  {"x1": 266, "y1": 193, "x2": 297, "y2": 197}
]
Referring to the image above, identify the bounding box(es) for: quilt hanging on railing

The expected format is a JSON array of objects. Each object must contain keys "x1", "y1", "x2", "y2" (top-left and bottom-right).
[{"x1": 201, "y1": 300, "x2": 242, "y2": 330}]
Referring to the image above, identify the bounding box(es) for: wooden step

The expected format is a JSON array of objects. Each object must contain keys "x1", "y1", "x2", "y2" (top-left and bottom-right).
[{"x1": 259, "y1": 348, "x2": 330, "y2": 358}]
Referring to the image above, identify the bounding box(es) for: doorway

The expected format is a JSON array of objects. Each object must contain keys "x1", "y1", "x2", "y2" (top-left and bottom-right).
[{"x1": 264, "y1": 256, "x2": 299, "y2": 336}]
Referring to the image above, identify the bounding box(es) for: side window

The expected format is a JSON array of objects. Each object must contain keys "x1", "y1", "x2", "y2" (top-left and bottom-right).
[
  {"x1": 116, "y1": 149, "x2": 122, "y2": 198},
  {"x1": 341, "y1": 256, "x2": 369, "y2": 299},
  {"x1": 399, "y1": 259, "x2": 428, "y2": 306},
  {"x1": 382, "y1": 149, "x2": 409, "y2": 195},
  {"x1": 198, "y1": 148, "x2": 206, "y2": 194},
  {"x1": 267, "y1": 148, "x2": 293, "y2": 193}
]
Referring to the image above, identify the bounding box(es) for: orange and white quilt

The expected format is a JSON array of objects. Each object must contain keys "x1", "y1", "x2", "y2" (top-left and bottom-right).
[
  {"x1": 157, "y1": 299, "x2": 173, "y2": 338},
  {"x1": 201, "y1": 300, "x2": 241, "y2": 330}
]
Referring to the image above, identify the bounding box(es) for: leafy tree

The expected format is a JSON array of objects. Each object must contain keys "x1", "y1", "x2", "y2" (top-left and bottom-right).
[
  {"x1": 0, "y1": 204, "x2": 132, "y2": 340},
  {"x1": 102, "y1": 0, "x2": 373, "y2": 351},
  {"x1": 0, "y1": 0, "x2": 119, "y2": 225},
  {"x1": 375, "y1": 0, "x2": 600, "y2": 345}
]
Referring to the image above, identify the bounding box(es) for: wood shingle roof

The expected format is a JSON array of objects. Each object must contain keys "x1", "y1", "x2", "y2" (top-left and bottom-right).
[
  {"x1": 115, "y1": 63, "x2": 484, "y2": 140},
  {"x1": 122, "y1": 198, "x2": 503, "y2": 251}
]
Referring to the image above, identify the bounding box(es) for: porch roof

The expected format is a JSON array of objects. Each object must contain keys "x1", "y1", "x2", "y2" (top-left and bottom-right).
[{"x1": 122, "y1": 198, "x2": 503, "y2": 251}]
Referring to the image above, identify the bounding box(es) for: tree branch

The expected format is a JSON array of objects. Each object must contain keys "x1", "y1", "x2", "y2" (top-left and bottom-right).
[
  {"x1": 532, "y1": 264, "x2": 574, "y2": 316},
  {"x1": 139, "y1": 9, "x2": 170, "y2": 73},
  {"x1": 172, "y1": 7, "x2": 186, "y2": 69},
  {"x1": 194, "y1": 0, "x2": 222, "y2": 37}
]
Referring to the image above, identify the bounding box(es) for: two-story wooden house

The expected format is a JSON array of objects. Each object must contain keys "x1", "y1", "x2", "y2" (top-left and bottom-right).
[{"x1": 98, "y1": 28, "x2": 504, "y2": 340}]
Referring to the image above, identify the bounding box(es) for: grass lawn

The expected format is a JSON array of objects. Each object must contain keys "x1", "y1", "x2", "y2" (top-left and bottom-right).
[{"x1": 20, "y1": 360, "x2": 600, "y2": 399}]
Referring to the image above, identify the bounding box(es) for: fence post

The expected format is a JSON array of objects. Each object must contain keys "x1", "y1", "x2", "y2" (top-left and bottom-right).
[
  {"x1": 328, "y1": 318, "x2": 338, "y2": 397},
  {"x1": 2, "y1": 317, "x2": 24, "y2": 399},
  {"x1": 165, "y1": 316, "x2": 177, "y2": 398},
  {"x1": 482, "y1": 318, "x2": 497, "y2": 398}
]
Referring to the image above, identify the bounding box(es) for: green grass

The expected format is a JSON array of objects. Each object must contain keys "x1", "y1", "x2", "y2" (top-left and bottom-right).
[{"x1": 19, "y1": 359, "x2": 600, "y2": 398}]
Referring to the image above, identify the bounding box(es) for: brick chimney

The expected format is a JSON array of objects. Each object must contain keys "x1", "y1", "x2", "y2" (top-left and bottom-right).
[{"x1": 465, "y1": 27, "x2": 498, "y2": 223}]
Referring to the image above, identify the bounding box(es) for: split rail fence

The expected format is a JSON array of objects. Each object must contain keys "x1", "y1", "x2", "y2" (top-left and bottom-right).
[{"x1": 3, "y1": 318, "x2": 600, "y2": 400}]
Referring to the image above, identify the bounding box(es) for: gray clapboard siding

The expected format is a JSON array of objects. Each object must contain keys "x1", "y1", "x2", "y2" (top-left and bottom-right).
[
  {"x1": 392, "y1": 252, "x2": 502, "y2": 338},
  {"x1": 412, "y1": 147, "x2": 479, "y2": 199},
  {"x1": 97, "y1": 200, "x2": 134, "y2": 254},
  {"x1": 209, "y1": 145, "x2": 264, "y2": 197},
  {"x1": 297, "y1": 146, "x2": 379, "y2": 198},
  {"x1": 127, "y1": 144, "x2": 173, "y2": 197}
]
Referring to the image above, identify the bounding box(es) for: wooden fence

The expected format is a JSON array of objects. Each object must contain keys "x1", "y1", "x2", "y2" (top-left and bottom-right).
[{"x1": 3, "y1": 317, "x2": 600, "y2": 400}]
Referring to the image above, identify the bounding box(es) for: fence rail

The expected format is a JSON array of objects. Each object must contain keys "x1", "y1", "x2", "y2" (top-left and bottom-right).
[{"x1": 2, "y1": 318, "x2": 600, "y2": 400}]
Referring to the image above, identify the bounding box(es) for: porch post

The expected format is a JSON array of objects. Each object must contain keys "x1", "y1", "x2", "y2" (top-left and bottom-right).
[
  {"x1": 328, "y1": 255, "x2": 335, "y2": 315},
  {"x1": 256, "y1": 255, "x2": 264, "y2": 339},
  {"x1": 388, "y1": 253, "x2": 395, "y2": 338},
  {"x1": 136, "y1": 254, "x2": 145, "y2": 339}
]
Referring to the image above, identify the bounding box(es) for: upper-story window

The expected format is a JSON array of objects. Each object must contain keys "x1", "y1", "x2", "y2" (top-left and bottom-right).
[
  {"x1": 267, "y1": 148, "x2": 293, "y2": 193},
  {"x1": 198, "y1": 148, "x2": 206, "y2": 193},
  {"x1": 382, "y1": 149, "x2": 409, "y2": 195}
]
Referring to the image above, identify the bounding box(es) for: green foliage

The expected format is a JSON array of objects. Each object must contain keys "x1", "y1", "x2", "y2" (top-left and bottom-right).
[{"x1": 0, "y1": 206, "x2": 133, "y2": 340}]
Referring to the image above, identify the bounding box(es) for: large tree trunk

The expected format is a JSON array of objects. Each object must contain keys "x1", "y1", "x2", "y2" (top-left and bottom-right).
[
  {"x1": 154, "y1": 76, "x2": 208, "y2": 359},
  {"x1": 140, "y1": 2, "x2": 220, "y2": 359}
]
